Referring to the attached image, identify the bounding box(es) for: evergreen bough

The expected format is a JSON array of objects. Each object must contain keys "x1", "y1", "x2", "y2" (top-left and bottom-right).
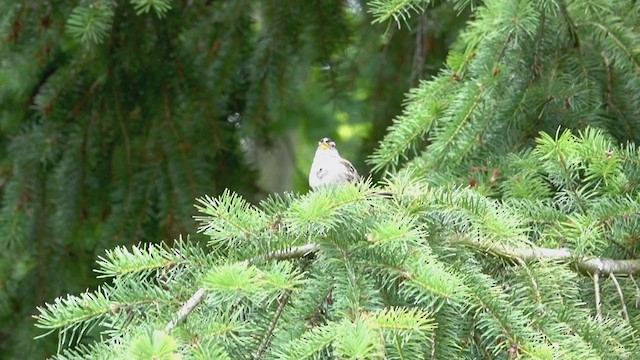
[
  {"x1": 2, "y1": 0, "x2": 418, "y2": 356},
  {"x1": 31, "y1": 0, "x2": 640, "y2": 358}
]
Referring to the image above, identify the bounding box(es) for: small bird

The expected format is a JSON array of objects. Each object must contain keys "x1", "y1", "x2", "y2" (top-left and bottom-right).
[{"x1": 309, "y1": 137, "x2": 360, "y2": 190}]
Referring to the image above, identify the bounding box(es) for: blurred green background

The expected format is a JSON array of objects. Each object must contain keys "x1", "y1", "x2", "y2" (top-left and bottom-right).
[{"x1": 0, "y1": 1, "x2": 466, "y2": 357}]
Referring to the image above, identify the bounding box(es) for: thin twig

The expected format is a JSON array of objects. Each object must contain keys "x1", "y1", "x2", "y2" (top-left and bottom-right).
[
  {"x1": 252, "y1": 252, "x2": 315, "y2": 359},
  {"x1": 559, "y1": 2, "x2": 580, "y2": 48},
  {"x1": 164, "y1": 244, "x2": 319, "y2": 332},
  {"x1": 253, "y1": 292, "x2": 291, "y2": 360},
  {"x1": 517, "y1": 259, "x2": 543, "y2": 309},
  {"x1": 593, "y1": 272, "x2": 602, "y2": 323},
  {"x1": 603, "y1": 55, "x2": 614, "y2": 110},
  {"x1": 494, "y1": 30, "x2": 514, "y2": 66},
  {"x1": 629, "y1": 274, "x2": 640, "y2": 308},
  {"x1": 409, "y1": 13, "x2": 427, "y2": 85},
  {"x1": 602, "y1": 54, "x2": 635, "y2": 138},
  {"x1": 532, "y1": 7, "x2": 545, "y2": 78},
  {"x1": 430, "y1": 331, "x2": 437, "y2": 360},
  {"x1": 164, "y1": 288, "x2": 206, "y2": 333},
  {"x1": 609, "y1": 273, "x2": 629, "y2": 323}
]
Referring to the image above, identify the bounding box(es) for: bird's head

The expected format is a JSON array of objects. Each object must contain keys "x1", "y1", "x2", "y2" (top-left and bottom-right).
[{"x1": 318, "y1": 137, "x2": 337, "y2": 151}]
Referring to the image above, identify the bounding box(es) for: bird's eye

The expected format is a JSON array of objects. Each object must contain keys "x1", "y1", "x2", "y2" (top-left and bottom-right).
[{"x1": 330, "y1": 143, "x2": 336, "y2": 148}]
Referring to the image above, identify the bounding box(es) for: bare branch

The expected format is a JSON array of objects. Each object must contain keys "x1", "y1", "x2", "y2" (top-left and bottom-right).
[
  {"x1": 164, "y1": 288, "x2": 206, "y2": 333},
  {"x1": 609, "y1": 273, "x2": 630, "y2": 323},
  {"x1": 250, "y1": 243, "x2": 319, "y2": 264},
  {"x1": 460, "y1": 238, "x2": 640, "y2": 276},
  {"x1": 253, "y1": 292, "x2": 291, "y2": 360},
  {"x1": 594, "y1": 272, "x2": 602, "y2": 323}
]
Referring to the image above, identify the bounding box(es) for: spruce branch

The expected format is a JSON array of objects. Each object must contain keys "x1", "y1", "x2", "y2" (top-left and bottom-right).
[
  {"x1": 368, "y1": 0, "x2": 427, "y2": 27},
  {"x1": 66, "y1": 0, "x2": 115, "y2": 45},
  {"x1": 254, "y1": 243, "x2": 319, "y2": 263},
  {"x1": 516, "y1": 258, "x2": 543, "y2": 308},
  {"x1": 493, "y1": 30, "x2": 514, "y2": 67},
  {"x1": 163, "y1": 288, "x2": 206, "y2": 333},
  {"x1": 164, "y1": 237, "x2": 640, "y2": 334},
  {"x1": 559, "y1": 1, "x2": 579, "y2": 48},
  {"x1": 131, "y1": 0, "x2": 172, "y2": 18},
  {"x1": 457, "y1": 236, "x2": 640, "y2": 275},
  {"x1": 253, "y1": 291, "x2": 291, "y2": 360},
  {"x1": 594, "y1": 272, "x2": 602, "y2": 323},
  {"x1": 609, "y1": 273, "x2": 629, "y2": 323},
  {"x1": 576, "y1": 22, "x2": 640, "y2": 72},
  {"x1": 164, "y1": 244, "x2": 318, "y2": 333},
  {"x1": 532, "y1": 6, "x2": 545, "y2": 78}
]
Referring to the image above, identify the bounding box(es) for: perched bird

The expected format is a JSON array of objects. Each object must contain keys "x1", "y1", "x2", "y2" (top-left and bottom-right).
[{"x1": 309, "y1": 137, "x2": 360, "y2": 190}]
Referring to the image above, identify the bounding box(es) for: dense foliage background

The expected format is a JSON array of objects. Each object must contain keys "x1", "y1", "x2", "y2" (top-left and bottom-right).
[
  {"x1": 0, "y1": 0, "x2": 462, "y2": 357},
  {"x1": 3, "y1": 0, "x2": 640, "y2": 359}
]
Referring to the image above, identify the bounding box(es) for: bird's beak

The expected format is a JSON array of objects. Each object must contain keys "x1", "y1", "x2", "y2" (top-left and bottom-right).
[{"x1": 319, "y1": 142, "x2": 330, "y2": 150}]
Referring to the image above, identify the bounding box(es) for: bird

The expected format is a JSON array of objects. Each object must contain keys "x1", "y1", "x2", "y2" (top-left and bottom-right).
[{"x1": 309, "y1": 137, "x2": 360, "y2": 190}]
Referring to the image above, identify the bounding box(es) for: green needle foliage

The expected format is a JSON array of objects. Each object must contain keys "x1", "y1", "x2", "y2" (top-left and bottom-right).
[
  {"x1": 34, "y1": 132, "x2": 640, "y2": 358},
  {"x1": 0, "y1": 0, "x2": 463, "y2": 357},
  {"x1": 13, "y1": 0, "x2": 640, "y2": 358}
]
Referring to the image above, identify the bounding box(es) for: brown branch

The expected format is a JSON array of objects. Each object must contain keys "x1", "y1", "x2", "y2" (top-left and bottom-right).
[
  {"x1": 559, "y1": 1, "x2": 580, "y2": 48},
  {"x1": 164, "y1": 244, "x2": 319, "y2": 333},
  {"x1": 609, "y1": 273, "x2": 629, "y2": 323},
  {"x1": 593, "y1": 272, "x2": 602, "y2": 323},
  {"x1": 459, "y1": 237, "x2": 640, "y2": 276},
  {"x1": 252, "y1": 291, "x2": 291, "y2": 360},
  {"x1": 253, "y1": 243, "x2": 319, "y2": 264},
  {"x1": 164, "y1": 288, "x2": 206, "y2": 333}
]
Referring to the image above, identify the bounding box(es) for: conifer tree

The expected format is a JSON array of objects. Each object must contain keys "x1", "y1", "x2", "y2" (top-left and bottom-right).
[
  {"x1": 0, "y1": 0, "x2": 460, "y2": 357},
  {"x1": 14, "y1": 0, "x2": 640, "y2": 358}
]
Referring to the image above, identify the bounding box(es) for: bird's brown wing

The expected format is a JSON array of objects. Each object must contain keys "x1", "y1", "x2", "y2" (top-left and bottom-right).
[{"x1": 340, "y1": 158, "x2": 360, "y2": 183}]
